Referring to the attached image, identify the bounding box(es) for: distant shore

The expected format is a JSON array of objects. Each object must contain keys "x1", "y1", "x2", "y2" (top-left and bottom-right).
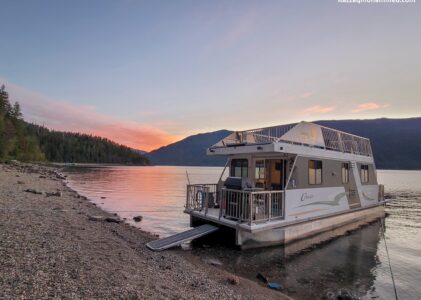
[{"x1": 0, "y1": 161, "x2": 289, "y2": 299}]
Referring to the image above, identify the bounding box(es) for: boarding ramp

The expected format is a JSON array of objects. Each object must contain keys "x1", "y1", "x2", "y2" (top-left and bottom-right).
[{"x1": 146, "y1": 224, "x2": 219, "y2": 251}]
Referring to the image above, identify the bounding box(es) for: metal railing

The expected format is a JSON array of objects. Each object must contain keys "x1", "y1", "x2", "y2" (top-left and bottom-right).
[
  {"x1": 320, "y1": 126, "x2": 372, "y2": 157},
  {"x1": 220, "y1": 188, "x2": 284, "y2": 224},
  {"x1": 185, "y1": 185, "x2": 285, "y2": 224},
  {"x1": 219, "y1": 189, "x2": 250, "y2": 222},
  {"x1": 185, "y1": 184, "x2": 218, "y2": 213},
  {"x1": 213, "y1": 122, "x2": 373, "y2": 157},
  {"x1": 241, "y1": 123, "x2": 296, "y2": 144}
]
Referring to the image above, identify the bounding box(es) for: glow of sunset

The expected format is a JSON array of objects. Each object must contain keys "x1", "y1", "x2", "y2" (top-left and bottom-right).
[{"x1": 1, "y1": 1, "x2": 420, "y2": 151}]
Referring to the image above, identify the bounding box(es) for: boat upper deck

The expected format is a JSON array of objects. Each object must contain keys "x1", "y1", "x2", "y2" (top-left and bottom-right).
[{"x1": 208, "y1": 122, "x2": 373, "y2": 157}]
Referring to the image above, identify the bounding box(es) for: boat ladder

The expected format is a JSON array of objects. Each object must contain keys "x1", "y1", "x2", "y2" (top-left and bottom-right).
[{"x1": 146, "y1": 224, "x2": 219, "y2": 251}]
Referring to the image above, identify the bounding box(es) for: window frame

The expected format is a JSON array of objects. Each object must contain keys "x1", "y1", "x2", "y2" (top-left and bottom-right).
[
  {"x1": 360, "y1": 164, "x2": 369, "y2": 183},
  {"x1": 255, "y1": 160, "x2": 266, "y2": 180},
  {"x1": 230, "y1": 159, "x2": 248, "y2": 178},
  {"x1": 342, "y1": 163, "x2": 349, "y2": 184},
  {"x1": 308, "y1": 160, "x2": 323, "y2": 185}
]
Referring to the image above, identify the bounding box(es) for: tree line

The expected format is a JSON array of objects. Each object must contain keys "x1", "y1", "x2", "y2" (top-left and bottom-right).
[{"x1": 0, "y1": 85, "x2": 150, "y2": 165}]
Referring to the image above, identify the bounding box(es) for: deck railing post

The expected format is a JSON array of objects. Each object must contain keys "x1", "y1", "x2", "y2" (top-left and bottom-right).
[
  {"x1": 204, "y1": 186, "x2": 209, "y2": 215},
  {"x1": 241, "y1": 192, "x2": 245, "y2": 222},
  {"x1": 338, "y1": 132, "x2": 344, "y2": 153},
  {"x1": 249, "y1": 192, "x2": 253, "y2": 225},
  {"x1": 282, "y1": 191, "x2": 285, "y2": 218},
  {"x1": 186, "y1": 185, "x2": 190, "y2": 210},
  {"x1": 268, "y1": 192, "x2": 271, "y2": 222},
  {"x1": 219, "y1": 189, "x2": 224, "y2": 219}
]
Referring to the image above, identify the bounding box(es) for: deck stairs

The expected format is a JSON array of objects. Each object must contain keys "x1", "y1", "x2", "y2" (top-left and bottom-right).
[{"x1": 146, "y1": 224, "x2": 219, "y2": 251}]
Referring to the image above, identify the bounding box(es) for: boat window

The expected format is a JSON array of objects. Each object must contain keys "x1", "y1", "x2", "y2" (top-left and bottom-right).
[
  {"x1": 230, "y1": 159, "x2": 248, "y2": 178},
  {"x1": 342, "y1": 163, "x2": 349, "y2": 183},
  {"x1": 255, "y1": 160, "x2": 265, "y2": 180},
  {"x1": 361, "y1": 165, "x2": 369, "y2": 183},
  {"x1": 309, "y1": 160, "x2": 322, "y2": 185}
]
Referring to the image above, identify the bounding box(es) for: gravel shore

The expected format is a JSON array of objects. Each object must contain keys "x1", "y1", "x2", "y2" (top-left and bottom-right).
[{"x1": 0, "y1": 162, "x2": 290, "y2": 299}]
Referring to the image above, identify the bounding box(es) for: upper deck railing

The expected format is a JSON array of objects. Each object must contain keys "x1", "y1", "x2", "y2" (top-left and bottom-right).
[
  {"x1": 320, "y1": 126, "x2": 373, "y2": 157},
  {"x1": 219, "y1": 123, "x2": 296, "y2": 145},
  {"x1": 213, "y1": 122, "x2": 373, "y2": 157}
]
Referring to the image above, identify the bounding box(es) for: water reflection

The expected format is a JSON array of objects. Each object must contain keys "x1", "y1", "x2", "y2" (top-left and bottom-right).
[
  {"x1": 65, "y1": 166, "x2": 223, "y2": 236},
  {"x1": 188, "y1": 221, "x2": 382, "y2": 299},
  {"x1": 64, "y1": 167, "x2": 421, "y2": 299}
]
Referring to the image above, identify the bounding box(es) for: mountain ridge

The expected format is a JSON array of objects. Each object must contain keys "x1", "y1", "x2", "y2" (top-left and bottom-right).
[
  {"x1": 148, "y1": 117, "x2": 421, "y2": 170},
  {"x1": 147, "y1": 130, "x2": 231, "y2": 166}
]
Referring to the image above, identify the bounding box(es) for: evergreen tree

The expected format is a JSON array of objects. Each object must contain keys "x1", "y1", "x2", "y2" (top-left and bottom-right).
[
  {"x1": 11, "y1": 102, "x2": 23, "y2": 120},
  {"x1": 0, "y1": 85, "x2": 11, "y2": 158},
  {"x1": 0, "y1": 85, "x2": 45, "y2": 161}
]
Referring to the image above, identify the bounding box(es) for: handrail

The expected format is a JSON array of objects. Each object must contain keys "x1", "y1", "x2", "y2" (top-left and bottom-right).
[
  {"x1": 250, "y1": 190, "x2": 284, "y2": 195},
  {"x1": 211, "y1": 122, "x2": 373, "y2": 157},
  {"x1": 186, "y1": 185, "x2": 285, "y2": 224},
  {"x1": 185, "y1": 184, "x2": 218, "y2": 213},
  {"x1": 220, "y1": 188, "x2": 284, "y2": 224}
]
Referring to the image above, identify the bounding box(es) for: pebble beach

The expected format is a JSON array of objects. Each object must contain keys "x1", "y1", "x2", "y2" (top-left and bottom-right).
[{"x1": 0, "y1": 162, "x2": 289, "y2": 299}]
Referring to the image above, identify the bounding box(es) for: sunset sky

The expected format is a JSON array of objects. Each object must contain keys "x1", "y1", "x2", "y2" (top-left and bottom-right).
[{"x1": 1, "y1": 1, "x2": 420, "y2": 151}]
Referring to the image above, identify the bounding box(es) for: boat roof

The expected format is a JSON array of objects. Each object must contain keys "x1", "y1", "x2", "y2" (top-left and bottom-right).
[{"x1": 208, "y1": 121, "x2": 373, "y2": 157}]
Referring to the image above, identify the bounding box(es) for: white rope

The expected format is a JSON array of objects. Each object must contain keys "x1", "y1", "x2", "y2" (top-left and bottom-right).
[{"x1": 379, "y1": 213, "x2": 399, "y2": 300}]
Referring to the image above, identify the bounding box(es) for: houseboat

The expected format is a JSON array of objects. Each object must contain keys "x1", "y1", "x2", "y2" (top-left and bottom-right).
[{"x1": 184, "y1": 122, "x2": 386, "y2": 249}]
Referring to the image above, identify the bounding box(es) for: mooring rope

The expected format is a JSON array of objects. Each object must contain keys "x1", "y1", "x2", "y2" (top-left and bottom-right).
[{"x1": 379, "y1": 210, "x2": 399, "y2": 300}]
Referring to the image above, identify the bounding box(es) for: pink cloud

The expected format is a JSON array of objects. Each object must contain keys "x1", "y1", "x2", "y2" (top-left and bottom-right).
[
  {"x1": 3, "y1": 80, "x2": 180, "y2": 151},
  {"x1": 303, "y1": 105, "x2": 336, "y2": 114},
  {"x1": 300, "y1": 91, "x2": 314, "y2": 99},
  {"x1": 351, "y1": 102, "x2": 389, "y2": 113}
]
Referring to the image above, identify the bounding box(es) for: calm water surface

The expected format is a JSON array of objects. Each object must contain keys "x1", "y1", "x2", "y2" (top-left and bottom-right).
[{"x1": 64, "y1": 166, "x2": 421, "y2": 299}]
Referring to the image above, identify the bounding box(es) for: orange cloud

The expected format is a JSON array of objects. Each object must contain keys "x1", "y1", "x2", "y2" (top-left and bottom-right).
[
  {"x1": 303, "y1": 105, "x2": 336, "y2": 114},
  {"x1": 351, "y1": 102, "x2": 389, "y2": 113},
  {"x1": 3, "y1": 80, "x2": 180, "y2": 151}
]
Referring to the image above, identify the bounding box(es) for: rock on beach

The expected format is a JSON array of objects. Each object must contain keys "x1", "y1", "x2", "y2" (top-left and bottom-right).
[
  {"x1": 24, "y1": 188, "x2": 43, "y2": 195},
  {"x1": 133, "y1": 215, "x2": 143, "y2": 222}
]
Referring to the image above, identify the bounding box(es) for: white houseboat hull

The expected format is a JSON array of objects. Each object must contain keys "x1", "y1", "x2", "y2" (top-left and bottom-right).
[{"x1": 236, "y1": 204, "x2": 385, "y2": 249}]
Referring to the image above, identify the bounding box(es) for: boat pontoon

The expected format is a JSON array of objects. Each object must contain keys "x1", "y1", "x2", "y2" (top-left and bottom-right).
[{"x1": 184, "y1": 121, "x2": 386, "y2": 249}]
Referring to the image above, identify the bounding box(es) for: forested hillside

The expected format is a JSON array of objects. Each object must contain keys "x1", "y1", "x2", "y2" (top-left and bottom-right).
[
  {"x1": 0, "y1": 85, "x2": 150, "y2": 165},
  {"x1": 0, "y1": 85, "x2": 45, "y2": 161},
  {"x1": 27, "y1": 124, "x2": 150, "y2": 165}
]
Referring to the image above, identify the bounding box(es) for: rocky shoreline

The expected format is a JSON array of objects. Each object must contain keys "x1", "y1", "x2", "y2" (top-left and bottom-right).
[{"x1": 0, "y1": 162, "x2": 289, "y2": 299}]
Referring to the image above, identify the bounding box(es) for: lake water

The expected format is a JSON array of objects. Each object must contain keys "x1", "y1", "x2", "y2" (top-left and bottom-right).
[{"x1": 64, "y1": 166, "x2": 421, "y2": 299}]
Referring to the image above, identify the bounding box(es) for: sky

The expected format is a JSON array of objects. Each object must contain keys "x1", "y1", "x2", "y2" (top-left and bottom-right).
[{"x1": 1, "y1": 0, "x2": 420, "y2": 151}]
